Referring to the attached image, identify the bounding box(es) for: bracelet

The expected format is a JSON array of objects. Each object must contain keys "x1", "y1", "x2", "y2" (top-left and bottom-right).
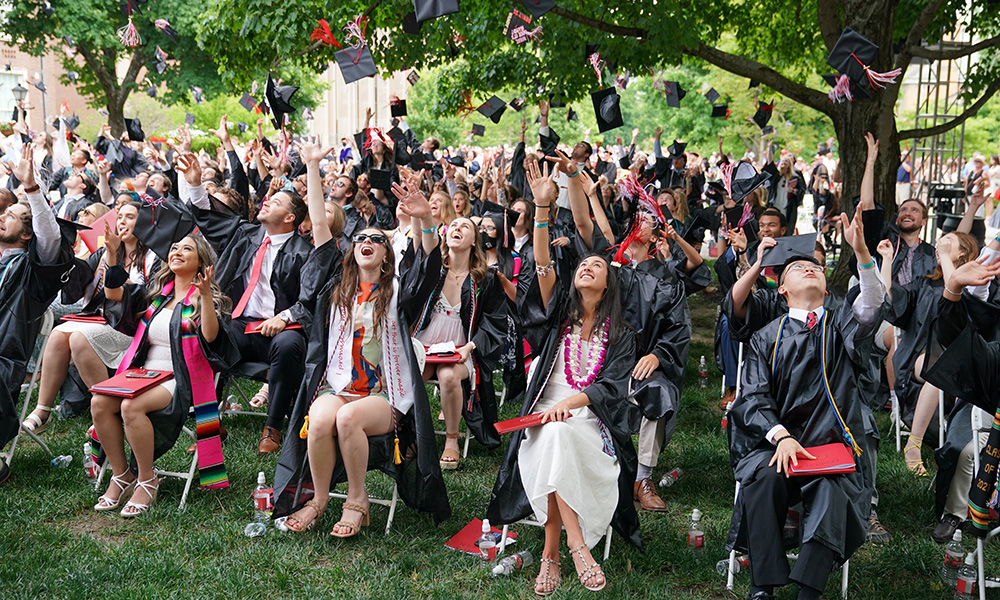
[
  {"x1": 535, "y1": 204, "x2": 551, "y2": 209},
  {"x1": 535, "y1": 260, "x2": 555, "y2": 277},
  {"x1": 993, "y1": 234, "x2": 1000, "y2": 244},
  {"x1": 420, "y1": 227, "x2": 436, "y2": 234},
  {"x1": 858, "y1": 259, "x2": 875, "y2": 270},
  {"x1": 22, "y1": 184, "x2": 39, "y2": 194},
  {"x1": 944, "y1": 286, "x2": 963, "y2": 297},
  {"x1": 534, "y1": 221, "x2": 549, "y2": 229},
  {"x1": 567, "y1": 168, "x2": 580, "y2": 178},
  {"x1": 775, "y1": 434, "x2": 797, "y2": 446}
]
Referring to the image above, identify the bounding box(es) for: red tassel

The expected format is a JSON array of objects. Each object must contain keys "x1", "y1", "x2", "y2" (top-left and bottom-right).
[
  {"x1": 456, "y1": 91, "x2": 476, "y2": 118},
  {"x1": 117, "y1": 18, "x2": 141, "y2": 47},
  {"x1": 311, "y1": 19, "x2": 342, "y2": 48},
  {"x1": 827, "y1": 74, "x2": 853, "y2": 103}
]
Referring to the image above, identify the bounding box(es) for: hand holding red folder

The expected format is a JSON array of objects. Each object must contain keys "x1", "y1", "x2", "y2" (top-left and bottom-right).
[
  {"x1": 786, "y1": 443, "x2": 856, "y2": 476},
  {"x1": 244, "y1": 320, "x2": 303, "y2": 334},
  {"x1": 494, "y1": 412, "x2": 573, "y2": 435}
]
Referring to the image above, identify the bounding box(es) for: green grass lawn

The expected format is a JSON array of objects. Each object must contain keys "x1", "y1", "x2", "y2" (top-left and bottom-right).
[{"x1": 0, "y1": 286, "x2": 986, "y2": 599}]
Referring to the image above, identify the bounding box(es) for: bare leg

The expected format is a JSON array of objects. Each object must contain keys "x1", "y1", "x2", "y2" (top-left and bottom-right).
[
  {"x1": 68, "y1": 331, "x2": 112, "y2": 389},
  {"x1": 28, "y1": 329, "x2": 72, "y2": 422},
  {"x1": 291, "y1": 392, "x2": 347, "y2": 529},
  {"x1": 331, "y1": 395, "x2": 393, "y2": 535},
  {"x1": 882, "y1": 327, "x2": 896, "y2": 395},
  {"x1": 120, "y1": 386, "x2": 173, "y2": 505},
  {"x1": 555, "y1": 491, "x2": 606, "y2": 589},
  {"x1": 436, "y1": 362, "x2": 470, "y2": 456},
  {"x1": 536, "y1": 492, "x2": 564, "y2": 595},
  {"x1": 90, "y1": 393, "x2": 133, "y2": 501}
]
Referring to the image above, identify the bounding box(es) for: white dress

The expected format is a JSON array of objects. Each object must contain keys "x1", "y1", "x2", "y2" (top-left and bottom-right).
[
  {"x1": 517, "y1": 334, "x2": 620, "y2": 548},
  {"x1": 142, "y1": 307, "x2": 176, "y2": 397}
]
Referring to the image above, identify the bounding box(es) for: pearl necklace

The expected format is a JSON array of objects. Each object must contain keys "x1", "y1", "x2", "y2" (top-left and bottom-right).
[{"x1": 562, "y1": 318, "x2": 610, "y2": 390}]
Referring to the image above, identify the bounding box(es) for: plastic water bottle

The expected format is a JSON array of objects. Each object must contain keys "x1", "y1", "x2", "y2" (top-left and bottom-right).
[
  {"x1": 50, "y1": 454, "x2": 72, "y2": 469},
  {"x1": 492, "y1": 550, "x2": 534, "y2": 576},
  {"x1": 82, "y1": 442, "x2": 99, "y2": 480},
  {"x1": 716, "y1": 554, "x2": 750, "y2": 575},
  {"x1": 478, "y1": 518, "x2": 498, "y2": 567},
  {"x1": 253, "y1": 471, "x2": 269, "y2": 522},
  {"x1": 942, "y1": 530, "x2": 964, "y2": 587},
  {"x1": 658, "y1": 467, "x2": 684, "y2": 488},
  {"x1": 955, "y1": 552, "x2": 977, "y2": 598},
  {"x1": 687, "y1": 509, "x2": 705, "y2": 551},
  {"x1": 698, "y1": 356, "x2": 708, "y2": 388}
]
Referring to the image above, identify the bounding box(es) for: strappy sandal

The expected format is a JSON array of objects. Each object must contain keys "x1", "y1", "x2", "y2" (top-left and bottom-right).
[
  {"x1": 330, "y1": 501, "x2": 370, "y2": 538},
  {"x1": 440, "y1": 432, "x2": 461, "y2": 470},
  {"x1": 904, "y1": 435, "x2": 929, "y2": 476},
  {"x1": 249, "y1": 383, "x2": 269, "y2": 409},
  {"x1": 571, "y1": 544, "x2": 607, "y2": 592},
  {"x1": 21, "y1": 405, "x2": 53, "y2": 434},
  {"x1": 534, "y1": 557, "x2": 561, "y2": 596},
  {"x1": 121, "y1": 477, "x2": 159, "y2": 518},
  {"x1": 285, "y1": 498, "x2": 325, "y2": 532},
  {"x1": 94, "y1": 470, "x2": 137, "y2": 512}
]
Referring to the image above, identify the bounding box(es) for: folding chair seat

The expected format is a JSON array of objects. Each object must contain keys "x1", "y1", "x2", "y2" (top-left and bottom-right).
[
  {"x1": 2, "y1": 309, "x2": 55, "y2": 466},
  {"x1": 94, "y1": 425, "x2": 200, "y2": 510}
]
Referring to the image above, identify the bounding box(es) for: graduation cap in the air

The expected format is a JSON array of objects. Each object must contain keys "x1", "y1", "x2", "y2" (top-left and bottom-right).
[
  {"x1": 477, "y1": 95, "x2": 506, "y2": 124},
  {"x1": 33, "y1": 81, "x2": 46, "y2": 93},
  {"x1": 752, "y1": 101, "x2": 774, "y2": 129},
  {"x1": 153, "y1": 46, "x2": 168, "y2": 74},
  {"x1": 98, "y1": 108, "x2": 109, "y2": 117},
  {"x1": 760, "y1": 162, "x2": 781, "y2": 188},
  {"x1": 124, "y1": 118, "x2": 145, "y2": 142},
  {"x1": 749, "y1": 79, "x2": 760, "y2": 89},
  {"x1": 680, "y1": 211, "x2": 711, "y2": 246},
  {"x1": 191, "y1": 86, "x2": 204, "y2": 104},
  {"x1": 413, "y1": 0, "x2": 459, "y2": 23},
  {"x1": 42, "y1": 0, "x2": 53, "y2": 16},
  {"x1": 263, "y1": 73, "x2": 298, "y2": 128},
  {"x1": 761, "y1": 233, "x2": 820, "y2": 277},
  {"x1": 368, "y1": 168, "x2": 393, "y2": 192},
  {"x1": 591, "y1": 87, "x2": 623, "y2": 133},
  {"x1": 390, "y1": 97, "x2": 407, "y2": 117},
  {"x1": 64, "y1": 115, "x2": 80, "y2": 132},
  {"x1": 146, "y1": 86, "x2": 157, "y2": 98},
  {"x1": 402, "y1": 11, "x2": 422, "y2": 35},
  {"x1": 826, "y1": 27, "x2": 901, "y2": 91},
  {"x1": 567, "y1": 107, "x2": 578, "y2": 122},
  {"x1": 185, "y1": 112, "x2": 196, "y2": 126},
  {"x1": 387, "y1": 126, "x2": 406, "y2": 144},
  {"x1": 302, "y1": 107, "x2": 314, "y2": 120},
  {"x1": 519, "y1": 0, "x2": 555, "y2": 18},
  {"x1": 548, "y1": 93, "x2": 566, "y2": 109},
  {"x1": 471, "y1": 123, "x2": 485, "y2": 137},
  {"x1": 667, "y1": 140, "x2": 687, "y2": 160},
  {"x1": 663, "y1": 81, "x2": 686, "y2": 108},
  {"x1": 154, "y1": 18, "x2": 178, "y2": 42},
  {"x1": 63, "y1": 35, "x2": 75, "y2": 48},
  {"x1": 132, "y1": 197, "x2": 197, "y2": 261},
  {"x1": 703, "y1": 87, "x2": 720, "y2": 103},
  {"x1": 239, "y1": 92, "x2": 259, "y2": 113},
  {"x1": 711, "y1": 105, "x2": 730, "y2": 119},
  {"x1": 761, "y1": 125, "x2": 775, "y2": 136},
  {"x1": 4, "y1": 64, "x2": 10, "y2": 71},
  {"x1": 67, "y1": 71, "x2": 79, "y2": 83},
  {"x1": 237, "y1": 121, "x2": 249, "y2": 135},
  {"x1": 406, "y1": 70, "x2": 420, "y2": 85},
  {"x1": 723, "y1": 159, "x2": 772, "y2": 203},
  {"x1": 705, "y1": 180, "x2": 727, "y2": 205},
  {"x1": 509, "y1": 97, "x2": 526, "y2": 112},
  {"x1": 335, "y1": 45, "x2": 377, "y2": 84}
]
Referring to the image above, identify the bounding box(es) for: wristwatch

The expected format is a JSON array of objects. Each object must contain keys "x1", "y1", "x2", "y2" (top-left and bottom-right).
[{"x1": 278, "y1": 310, "x2": 292, "y2": 323}]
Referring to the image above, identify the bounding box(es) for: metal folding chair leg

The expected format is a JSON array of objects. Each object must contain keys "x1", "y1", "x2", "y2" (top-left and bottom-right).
[{"x1": 4, "y1": 310, "x2": 55, "y2": 466}]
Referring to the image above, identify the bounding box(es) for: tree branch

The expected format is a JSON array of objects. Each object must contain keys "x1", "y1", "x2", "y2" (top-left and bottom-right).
[
  {"x1": 896, "y1": 0, "x2": 944, "y2": 70},
  {"x1": 685, "y1": 43, "x2": 834, "y2": 117},
  {"x1": 549, "y1": 7, "x2": 647, "y2": 38},
  {"x1": 909, "y1": 34, "x2": 1000, "y2": 61},
  {"x1": 75, "y1": 44, "x2": 115, "y2": 100},
  {"x1": 118, "y1": 49, "x2": 148, "y2": 109},
  {"x1": 897, "y1": 79, "x2": 1000, "y2": 140}
]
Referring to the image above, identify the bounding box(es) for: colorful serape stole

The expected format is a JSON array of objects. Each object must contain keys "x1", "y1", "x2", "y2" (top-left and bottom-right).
[{"x1": 968, "y1": 409, "x2": 1000, "y2": 537}]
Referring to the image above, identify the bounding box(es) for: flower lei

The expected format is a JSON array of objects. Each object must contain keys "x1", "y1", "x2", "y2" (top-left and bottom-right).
[{"x1": 562, "y1": 317, "x2": 610, "y2": 390}]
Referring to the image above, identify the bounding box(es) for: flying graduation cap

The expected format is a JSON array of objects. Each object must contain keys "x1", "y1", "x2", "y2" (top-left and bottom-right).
[
  {"x1": 154, "y1": 18, "x2": 178, "y2": 42},
  {"x1": 402, "y1": 11, "x2": 422, "y2": 35},
  {"x1": 335, "y1": 45, "x2": 377, "y2": 84},
  {"x1": 667, "y1": 140, "x2": 687, "y2": 160},
  {"x1": 663, "y1": 81, "x2": 686, "y2": 108},
  {"x1": 825, "y1": 27, "x2": 901, "y2": 102},
  {"x1": 146, "y1": 86, "x2": 157, "y2": 98},
  {"x1": 263, "y1": 73, "x2": 298, "y2": 129},
  {"x1": 67, "y1": 71, "x2": 79, "y2": 83},
  {"x1": 591, "y1": 87, "x2": 623, "y2": 133},
  {"x1": 761, "y1": 233, "x2": 820, "y2": 276},
  {"x1": 509, "y1": 97, "x2": 526, "y2": 112},
  {"x1": 413, "y1": 0, "x2": 460, "y2": 22},
  {"x1": 390, "y1": 97, "x2": 407, "y2": 117},
  {"x1": 711, "y1": 105, "x2": 730, "y2": 119},
  {"x1": 476, "y1": 95, "x2": 507, "y2": 124},
  {"x1": 752, "y1": 101, "x2": 774, "y2": 129},
  {"x1": 185, "y1": 112, "x2": 196, "y2": 126},
  {"x1": 124, "y1": 117, "x2": 144, "y2": 142},
  {"x1": 471, "y1": 123, "x2": 485, "y2": 137},
  {"x1": 703, "y1": 87, "x2": 720, "y2": 103},
  {"x1": 721, "y1": 159, "x2": 771, "y2": 203},
  {"x1": 64, "y1": 115, "x2": 80, "y2": 132},
  {"x1": 191, "y1": 86, "x2": 204, "y2": 104},
  {"x1": 239, "y1": 92, "x2": 260, "y2": 112},
  {"x1": 237, "y1": 121, "x2": 249, "y2": 134},
  {"x1": 153, "y1": 46, "x2": 168, "y2": 74},
  {"x1": 518, "y1": 0, "x2": 555, "y2": 18}
]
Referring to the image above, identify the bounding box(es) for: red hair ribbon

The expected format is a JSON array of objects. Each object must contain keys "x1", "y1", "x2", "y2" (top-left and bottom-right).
[
  {"x1": 456, "y1": 91, "x2": 476, "y2": 118},
  {"x1": 850, "y1": 53, "x2": 901, "y2": 89}
]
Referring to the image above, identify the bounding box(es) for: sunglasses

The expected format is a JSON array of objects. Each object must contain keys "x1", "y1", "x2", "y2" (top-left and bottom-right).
[
  {"x1": 353, "y1": 233, "x2": 387, "y2": 244},
  {"x1": 334, "y1": 180, "x2": 347, "y2": 188}
]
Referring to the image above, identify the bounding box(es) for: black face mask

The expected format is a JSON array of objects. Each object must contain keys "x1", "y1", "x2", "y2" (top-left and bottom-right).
[{"x1": 480, "y1": 230, "x2": 497, "y2": 250}]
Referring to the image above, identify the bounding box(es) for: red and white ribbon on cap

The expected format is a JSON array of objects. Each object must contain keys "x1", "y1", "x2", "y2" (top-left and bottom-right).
[
  {"x1": 589, "y1": 52, "x2": 605, "y2": 88},
  {"x1": 611, "y1": 173, "x2": 669, "y2": 266},
  {"x1": 311, "y1": 19, "x2": 342, "y2": 48},
  {"x1": 827, "y1": 74, "x2": 854, "y2": 103},
  {"x1": 363, "y1": 127, "x2": 387, "y2": 152},
  {"x1": 117, "y1": 1, "x2": 141, "y2": 47},
  {"x1": 850, "y1": 53, "x2": 901, "y2": 89}
]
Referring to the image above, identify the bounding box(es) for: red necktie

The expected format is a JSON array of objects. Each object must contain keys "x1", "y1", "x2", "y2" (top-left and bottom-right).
[
  {"x1": 232, "y1": 236, "x2": 271, "y2": 319},
  {"x1": 806, "y1": 311, "x2": 818, "y2": 330}
]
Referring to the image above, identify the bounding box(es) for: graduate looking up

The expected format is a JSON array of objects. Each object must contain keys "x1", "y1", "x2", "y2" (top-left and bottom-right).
[{"x1": 726, "y1": 208, "x2": 886, "y2": 600}]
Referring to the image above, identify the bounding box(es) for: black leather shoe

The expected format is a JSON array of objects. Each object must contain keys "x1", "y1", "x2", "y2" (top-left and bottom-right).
[
  {"x1": 932, "y1": 513, "x2": 963, "y2": 544},
  {"x1": 747, "y1": 590, "x2": 774, "y2": 600}
]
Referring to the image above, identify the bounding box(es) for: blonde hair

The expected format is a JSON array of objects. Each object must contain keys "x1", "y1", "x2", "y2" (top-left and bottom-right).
[{"x1": 431, "y1": 190, "x2": 457, "y2": 228}]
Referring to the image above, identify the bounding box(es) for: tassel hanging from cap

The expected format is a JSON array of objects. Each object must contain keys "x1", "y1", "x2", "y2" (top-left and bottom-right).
[
  {"x1": 456, "y1": 91, "x2": 476, "y2": 118},
  {"x1": 589, "y1": 52, "x2": 604, "y2": 88},
  {"x1": 393, "y1": 436, "x2": 402, "y2": 465},
  {"x1": 363, "y1": 127, "x2": 386, "y2": 153},
  {"x1": 299, "y1": 415, "x2": 309, "y2": 439},
  {"x1": 827, "y1": 74, "x2": 854, "y2": 103},
  {"x1": 850, "y1": 53, "x2": 901, "y2": 89},
  {"x1": 311, "y1": 19, "x2": 342, "y2": 48},
  {"x1": 118, "y1": 17, "x2": 141, "y2": 47}
]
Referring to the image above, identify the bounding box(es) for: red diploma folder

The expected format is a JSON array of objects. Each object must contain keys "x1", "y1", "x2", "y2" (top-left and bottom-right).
[
  {"x1": 786, "y1": 443, "x2": 857, "y2": 476},
  {"x1": 90, "y1": 368, "x2": 174, "y2": 398},
  {"x1": 60, "y1": 315, "x2": 107, "y2": 325},
  {"x1": 244, "y1": 320, "x2": 303, "y2": 334},
  {"x1": 494, "y1": 412, "x2": 572, "y2": 435},
  {"x1": 424, "y1": 347, "x2": 463, "y2": 364},
  {"x1": 78, "y1": 208, "x2": 118, "y2": 253},
  {"x1": 444, "y1": 518, "x2": 516, "y2": 556}
]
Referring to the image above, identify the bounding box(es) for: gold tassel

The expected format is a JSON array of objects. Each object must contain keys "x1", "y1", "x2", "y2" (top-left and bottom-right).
[
  {"x1": 393, "y1": 436, "x2": 402, "y2": 465},
  {"x1": 299, "y1": 416, "x2": 309, "y2": 439}
]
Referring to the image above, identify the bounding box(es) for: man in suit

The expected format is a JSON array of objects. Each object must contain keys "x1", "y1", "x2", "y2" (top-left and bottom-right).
[{"x1": 51, "y1": 171, "x2": 97, "y2": 222}]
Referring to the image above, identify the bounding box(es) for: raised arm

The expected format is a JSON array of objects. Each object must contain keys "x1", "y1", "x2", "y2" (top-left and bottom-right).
[
  {"x1": 730, "y1": 235, "x2": 777, "y2": 320},
  {"x1": 584, "y1": 175, "x2": 614, "y2": 245},
  {"x1": 527, "y1": 160, "x2": 558, "y2": 306},
  {"x1": 548, "y1": 149, "x2": 593, "y2": 245},
  {"x1": 842, "y1": 209, "x2": 883, "y2": 328},
  {"x1": 662, "y1": 221, "x2": 703, "y2": 273},
  {"x1": 14, "y1": 144, "x2": 59, "y2": 264},
  {"x1": 193, "y1": 265, "x2": 220, "y2": 343},
  {"x1": 877, "y1": 239, "x2": 894, "y2": 300},
  {"x1": 96, "y1": 158, "x2": 114, "y2": 206},
  {"x1": 958, "y1": 175, "x2": 988, "y2": 234},
  {"x1": 394, "y1": 171, "x2": 438, "y2": 256},
  {"x1": 860, "y1": 133, "x2": 878, "y2": 212},
  {"x1": 301, "y1": 140, "x2": 335, "y2": 247}
]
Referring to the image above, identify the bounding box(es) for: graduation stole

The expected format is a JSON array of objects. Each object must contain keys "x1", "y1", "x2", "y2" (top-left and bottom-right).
[
  {"x1": 118, "y1": 281, "x2": 229, "y2": 489},
  {"x1": 770, "y1": 312, "x2": 863, "y2": 456},
  {"x1": 968, "y1": 414, "x2": 1000, "y2": 537}
]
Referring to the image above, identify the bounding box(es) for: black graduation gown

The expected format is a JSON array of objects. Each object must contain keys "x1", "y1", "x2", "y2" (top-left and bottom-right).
[
  {"x1": 488, "y1": 276, "x2": 642, "y2": 549},
  {"x1": 0, "y1": 240, "x2": 75, "y2": 448},
  {"x1": 271, "y1": 243, "x2": 450, "y2": 525},
  {"x1": 414, "y1": 269, "x2": 507, "y2": 450},
  {"x1": 726, "y1": 300, "x2": 878, "y2": 563},
  {"x1": 104, "y1": 283, "x2": 239, "y2": 462}
]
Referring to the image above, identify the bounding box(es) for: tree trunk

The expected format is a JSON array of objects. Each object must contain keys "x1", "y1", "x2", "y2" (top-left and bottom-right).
[{"x1": 107, "y1": 94, "x2": 126, "y2": 139}]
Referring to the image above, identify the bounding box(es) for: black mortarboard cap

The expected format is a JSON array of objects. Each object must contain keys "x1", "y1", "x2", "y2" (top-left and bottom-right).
[
  {"x1": 711, "y1": 104, "x2": 729, "y2": 118},
  {"x1": 406, "y1": 70, "x2": 420, "y2": 85},
  {"x1": 591, "y1": 87, "x2": 623, "y2": 133},
  {"x1": 56, "y1": 217, "x2": 91, "y2": 247},
  {"x1": 449, "y1": 155, "x2": 466, "y2": 167},
  {"x1": 667, "y1": 140, "x2": 687, "y2": 159},
  {"x1": 761, "y1": 162, "x2": 781, "y2": 188},
  {"x1": 752, "y1": 101, "x2": 774, "y2": 129},
  {"x1": 185, "y1": 112, "x2": 196, "y2": 126},
  {"x1": 132, "y1": 197, "x2": 197, "y2": 261},
  {"x1": 567, "y1": 107, "x2": 578, "y2": 122},
  {"x1": 264, "y1": 73, "x2": 298, "y2": 128},
  {"x1": 335, "y1": 45, "x2": 377, "y2": 85},
  {"x1": 749, "y1": 79, "x2": 760, "y2": 88},
  {"x1": 413, "y1": 0, "x2": 460, "y2": 23},
  {"x1": 191, "y1": 86, "x2": 204, "y2": 104},
  {"x1": 146, "y1": 86, "x2": 157, "y2": 98},
  {"x1": 680, "y1": 211, "x2": 711, "y2": 245},
  {"x1": 402, "y1": 11, "x2": 422, "y2": 35},
  {"x1": 728, "y1": 160, "x2": 771, "y2": 203},
  {"x1": 390, "y1": 97, "x2": 407, "y2": 117},
  {"x1": 368, "y1": 169, "x2": 393, "y2": 192},
  {"x1": 761, "y1": 234, "x2": 820, "y2": 270},
  {"x1": 153, "y1": 46, "x2": 167, "y2": 74},
  {"x1": 67, "y1": 71, "x2": 79, "y2": 83},
  {"x1": 387, "y1": 126, "x2": 406, "y2": 144},
  {"x1": 476, "y1": 95, "x2": 506, "y2": 124},
  {"x1": 124, "y1": 118, "x2": 144, "y2": 142},
  {"x1": 237, "y1": 121, "x2": 248, "y2": 134},
  {"x1": 519, "y1": 0, "x2": 554, "y2": 18},
  {"x1": 3, "y1": 64, "x2": 10, "y2": 71},
  {"x1": 724, "y1": 204, "x2": 752, "y2": 231},
  {"x1": 826, "y1": 27, "x2": 881, "y2": 88},
  {"x1": 33, "y1": 81, "x2": 46, "y2": 93},
  {"x1": 704, "y1": 87, "x2": 719, "y2": 103},
  {"x1": 239, "y1": 92, "x2": 259, "y2": 112},
  {"x1": 821, "y1": 73, "x2": 870, "y2": 100},
  {"x1": 509, "y1": 97, "x2": 526, "y2": 112},
  {"x1": 548, "y1": 93, "x2": 566, "y2": 109},
  {"x1": 64, "y1": 115, "x2": 80, "y2": 132},
  {"x1": 761, "y1": 125, "x2": 775, "y2": 135},
  {"x1": 471, "y1": 123, "x2": 485, "y2": 137},
  {"x1": 663, "y1": 81, "x2": 685, "y2": 108}
]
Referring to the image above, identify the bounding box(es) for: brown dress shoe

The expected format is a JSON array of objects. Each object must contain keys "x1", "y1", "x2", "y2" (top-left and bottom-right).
[
  {"x1": 633, "y1": 478, "x2": 667, "y2": 512},
  {"x1": 258, "y1": 425, "x2": 282, "y2": 454},
  {"x1": 720, "y1": 387, "x2": 737, "y2": 411}
]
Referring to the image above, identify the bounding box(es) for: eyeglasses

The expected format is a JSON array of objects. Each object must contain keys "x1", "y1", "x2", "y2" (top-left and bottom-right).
[
  {"x1": 786, "y1": 263, "x2": 825, "y2": 274},
  {"x1": 352, "y1": 233, "x2": 387, "y2": 244},
  {"x1": 334, "y1": 181, "x2": 346, "y2": 188}
]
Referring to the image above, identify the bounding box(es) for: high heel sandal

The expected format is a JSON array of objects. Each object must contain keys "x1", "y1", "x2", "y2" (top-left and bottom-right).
[
  {"x1": 21, "y1": 405, "x2": 53, "y2": 434},
  {"x1": 121, "y1": 477, "x2": 159, "y2": 518},
  {"x1": 330, "y1": 501, "x2": 370, "y2": 538},
  {"x1": 534, "y1": 557, "x2": 561, "y2": 596},
  {"x1": 285, "y1": 498, "x2": 325, "y2": 532},
  {"x1": 571, "y1": 544, "x2": 606, "y2": 592},
  {"x1": 94, "y1": 471, "x2": 136, "y2": 512},
  {"x1": 904, "y1": 435, "x2": 929, "y2": 476},
  {"x1": 440, "y1": 432, "x2": 461, "y2": 470}
]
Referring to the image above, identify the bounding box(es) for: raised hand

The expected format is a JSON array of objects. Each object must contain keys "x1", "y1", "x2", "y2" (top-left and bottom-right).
[
  {"x1": 300, "y1": 139, "x2": 334, "y2": 164},
  {"x1": 755, "y1": 236, "x2": 777, "y2": 266},
  {"x1": 526, "y1": 160, "x2": 556, "y2": 206},
  {"x1": 193, "y1": 265, "x2": 215, "y2": 299},
  {"x1": 950, "y1": 255, "x2": 1000, "y2": 289},
  {"x1": 175, "y1": 153, "x2": 202, "y2": 187},
  {"x1": 539, "y1": 98, "x2": 549, "y2": 118},
  {"x1": 209, "y1": 115, "x2": 231, "y2": 145},
  {"x1": 104, "y1": 220, "x2": 121, "y2": 257},
  {"x1": 864, "y1": 132, "x2": 879, "y2": 164},
  {"x1": 544, "y1": 149, "x2": 576, "y2": 176},
  {"x1": 13, "y1": 144, "x2": 35, "y2": 188},
  {"x1": 841, "y1": 209, "x2": 871, "y2": 265},
  {"x1": 654, "y1": 126, "x2": 662, "y2": 139},
  {"x1": 876, "y1": 239, "x2": 893, "y2": 262},
  {"x1": 177, "y1": 127, "x2": 193, "y2": 153}
]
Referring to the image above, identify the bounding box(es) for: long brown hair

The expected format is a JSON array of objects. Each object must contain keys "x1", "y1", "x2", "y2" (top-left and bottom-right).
[
  {"x1": 927, "y1": 232, "x2": 978, "y2": 281},
  {"x1": 441, "y1": 217, "x2": 488, "y2": 285},
  {"x1": 147, "y1": 234, "x2": 231, "y2": 321},
  {"x1": 331, "y1": 228, "x2": 395, "y2": 336}
]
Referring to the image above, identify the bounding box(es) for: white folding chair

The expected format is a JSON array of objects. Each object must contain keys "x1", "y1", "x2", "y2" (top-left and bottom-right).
[
  {"x1": 222, "y1": 360, "x2": 269, "y2": 419},
  {"x1": 498, "y1": 517, "x2": 613, "y2": 562},
  {"x1": 890, "y1": 327, "x2": 911, "y2": 452},
  {"x1": 426, "y1": 379, "x2": 472, "y2": 459},
  {"x1": 969, "y1": 408, "x2": 1000, "y2": 600},
  {"x1": 3, "y1": 309, "x2": 55, "y2": 466}
]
